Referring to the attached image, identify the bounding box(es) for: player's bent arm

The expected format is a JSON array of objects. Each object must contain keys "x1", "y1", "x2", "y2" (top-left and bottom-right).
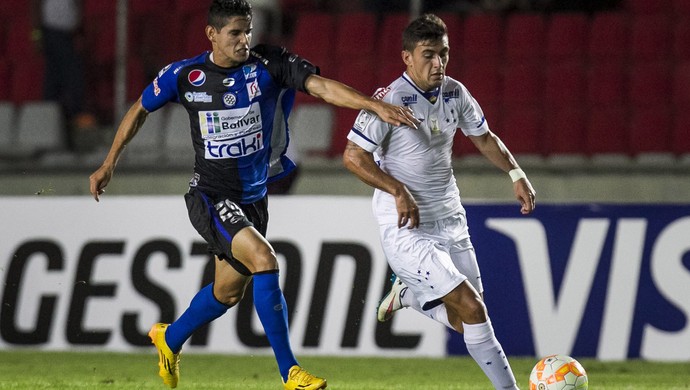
[
  {"x1": 304, "y1": 74, "x2": 418, "y2": 129},
  {"x1": 469, "y1": 130, "x2": 537, "y2": 214},
  {"x1": 343, "y1": 140, "x2": 419, "y2": 228},
  {"x1": 89, "y1": 97, "x2": 149, "y2": 201}
]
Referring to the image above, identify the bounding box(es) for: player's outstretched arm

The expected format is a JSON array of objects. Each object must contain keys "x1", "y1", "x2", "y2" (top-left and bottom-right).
[
  {"x1": 89, "y1": 97, "x2": 149, "y2": 202},
  {"x1": 469, "y1": 130, "x2": 536, "y2": 215},
  {"x1": 304, "y1": 74, "x2": 418, "y2": 129},
  {"x1": 343, "y1": 140, "x2": 419, "y2": 228}
]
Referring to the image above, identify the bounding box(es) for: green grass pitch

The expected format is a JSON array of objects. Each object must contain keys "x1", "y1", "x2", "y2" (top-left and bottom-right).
[{"x1": 0, "y1": 350, "x2": 688, "y2": 389}]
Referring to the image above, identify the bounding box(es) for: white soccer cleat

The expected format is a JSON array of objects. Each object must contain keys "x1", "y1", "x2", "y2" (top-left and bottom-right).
[{"x1": 377, "y1": 274, "x2": 408, "y2": 322}]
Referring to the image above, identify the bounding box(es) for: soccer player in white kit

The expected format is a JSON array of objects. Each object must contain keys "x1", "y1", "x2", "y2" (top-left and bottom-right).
[{"x1": 343, "y1": 14, "x2": 536, "y2": 390}]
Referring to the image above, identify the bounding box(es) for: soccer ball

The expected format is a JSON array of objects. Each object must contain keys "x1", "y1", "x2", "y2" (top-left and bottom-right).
[{"x1": 529, "y1": 354, "x2": 588, "y2": 390}]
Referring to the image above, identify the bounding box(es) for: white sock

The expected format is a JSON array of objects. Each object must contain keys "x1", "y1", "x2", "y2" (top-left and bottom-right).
[{"x1": 463, "y1": 320, "x2": 518, "y2": 390}]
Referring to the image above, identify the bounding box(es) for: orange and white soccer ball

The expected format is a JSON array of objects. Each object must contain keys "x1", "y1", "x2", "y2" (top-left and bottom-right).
[{"x1": 529, "y1": 354, "x2": 588, "y2": 390}]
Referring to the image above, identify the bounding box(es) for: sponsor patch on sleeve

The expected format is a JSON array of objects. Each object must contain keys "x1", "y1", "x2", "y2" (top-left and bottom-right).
[{"x1": 353, "y1": 110, "x2": 374, "y2": 131}]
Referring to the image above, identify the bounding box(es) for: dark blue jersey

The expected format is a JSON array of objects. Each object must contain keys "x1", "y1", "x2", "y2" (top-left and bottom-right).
[{"x1": 141, "y1": 44, "x2": 318, "y2": 203}]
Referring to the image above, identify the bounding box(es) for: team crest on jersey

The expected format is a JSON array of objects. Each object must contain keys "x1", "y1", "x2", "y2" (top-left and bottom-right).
[
  {"x1": 223, "y1": 92, "x2": 237, "y2": 107},
  {"x1": 188, "y1": 69, "x2": 206, "y2": 86},
  {"x1": 247, "y1": 80, "x2": 262, "y2": 100},
  {"x1": 223, "y1": 78, "x2": 235, "y2": 87},
  {"x1": 243, "y1": 64, "x2": 257, "y2": 79},
  {"x1": 372, "y1": 87, "x2": 390, "y2": 100}
]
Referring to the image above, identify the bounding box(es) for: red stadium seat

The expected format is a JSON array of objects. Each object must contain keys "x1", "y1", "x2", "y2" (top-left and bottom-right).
[
  {"x1": 587, "y1": 62, "x2": 627, "y2": 107},
  {"x1": 586, "y1": 106, "x2": 628, "y2": 155},
  {"x1": 10, "y1": 56, "x2": 45, "y2": 103},
  {"x1": 672, "y1": 0, "x2": 690, "y2": 15},
  {"x1": 83, "y1": 0, "x2": 115, "y2": 18},
  {"x1": 672, "y1": 62, "x2": 690, "y2": 107},
  {"x1": 5, "y1": 16, "x2": 32, "y2": 58},
  {"x1": 183, "y1": 11, "x2": 212, "y2": 60},
  {"x1": 629, "y1": 107, "x2": 672, "y2": 154},
  {"x1": 500, "y1": 106, "x2": 544, "y2": 155},
  {"x1": 504, "y1": 13, "x2": 546, "y2": 64},
  {"x1": 329, "y1": 59, "x2": 378, "y2": 156},
  {"x1": 588, "y1": 12, "x2": 628, "y2": 64},
  {"x1": 460, "y1": 61, "x2": 502, "y2": 106},
  {"x1": 624, "y1": 0, "x2": 673, "y2": 15},
  {"x1": 176, "y1": 0, "x2": 210, "y2": 13},
  {"x1": 290, "y1": 12, "x2": 336, "y2": 104},
  {"x1": 545, "y1": 13, "x2": 588, "y2": 63},
  {"x1": 377, "y1": 13, "x2": 409, "y2": 86},
  {"x1": 502, "y1": 62, "x2": 544, "y2": 108},
  {"x1": 672, "y1": 21, "x2": 690, "y2": 62},
  {"x1": 334, "y1": 12, "x2": 377, "y2": 63},
  {"x1": 0, "y1": 60, "x2": 10, "y2": 101},
  {"x1": 461, "y1": 13, "x2": 503, "y2": 64},
  {"x1": 544, "y1": 107, "x2": 586, "y2": 155},
  {"x1": 290, "y1": 12, "x2": 336, "y2": 72},
  {"x1": 629, "y1": 15, "x2": 672, "y2": 62},
  {"x1": 671, "y1": 111, "x2": 690, "y2": 154},
  {"x1": 544, "y1": 61, "x2": 586, "y2": 109},
  {"x1": 628, "y1": 62, "x2": 672, "y2": 107}
]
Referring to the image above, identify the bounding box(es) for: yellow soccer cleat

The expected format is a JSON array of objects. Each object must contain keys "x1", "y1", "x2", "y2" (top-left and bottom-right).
[
  {"x1": 148, "y1": 323, "x2": 180, "y2": 388},
  {"x1": 282, "y1": 365, "x2": 327, "y2": 390}
]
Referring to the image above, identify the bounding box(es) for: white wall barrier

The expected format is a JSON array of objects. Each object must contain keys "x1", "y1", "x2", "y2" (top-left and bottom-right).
[{"x1": 1, "y1": 197, "x2": 689, "y2": 360}]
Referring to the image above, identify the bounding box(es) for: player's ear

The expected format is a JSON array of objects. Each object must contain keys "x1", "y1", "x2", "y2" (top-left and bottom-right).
[
  {"x1": 402, "y1": 50, "x2": 413, "y2": 66},
  {"x1": 206, "y1": 25, "x2": 216, "y2": 43}
]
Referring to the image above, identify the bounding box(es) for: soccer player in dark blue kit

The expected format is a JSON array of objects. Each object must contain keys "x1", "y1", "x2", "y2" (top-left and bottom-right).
[{"x1": 88, "y1": 1, "x2": 417, "y2": 389}]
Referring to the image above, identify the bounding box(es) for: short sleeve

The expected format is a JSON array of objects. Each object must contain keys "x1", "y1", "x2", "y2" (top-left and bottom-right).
[
  {"x1": 251, "y1": 44, "x2": 319, "y2": 93},
  {"x1": 141, "y1": 63, "x2": 179, "y2": 112},
  {"x1": 455, "y1": 83, "x2": 490, "y2": 137}
]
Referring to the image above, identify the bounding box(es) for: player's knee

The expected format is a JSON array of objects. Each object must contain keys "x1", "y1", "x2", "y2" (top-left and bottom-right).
[{"x1": 251, "y1": 247, "x2": 278, "y2": 272}]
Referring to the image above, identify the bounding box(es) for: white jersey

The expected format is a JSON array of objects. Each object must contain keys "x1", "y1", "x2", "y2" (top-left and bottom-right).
[{"x1": 347, "y1": 72, "x2": 489, "y2": 225}]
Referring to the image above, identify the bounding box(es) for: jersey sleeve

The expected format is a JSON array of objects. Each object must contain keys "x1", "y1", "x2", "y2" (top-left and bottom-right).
[
  {"x1": 251, "y1": 44, "x2": 319, "y2": 93},
  {"x1": 346, "y1": 87, "x2": 393, "y2": 153},
  {"x1": 455, "y1": 82, "x2": 490, "y2": 137},
  {"x1": 141, "y1": 63, "x2": 179, "y2": 112}
]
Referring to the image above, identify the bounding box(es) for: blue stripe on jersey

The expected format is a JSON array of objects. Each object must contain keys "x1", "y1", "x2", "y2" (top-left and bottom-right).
[
  {"x1": 199, "y1": 191, "x2": 235, "y2": 244},
  {"x1": 477, "y1": 116, "x2": 486, "y2": 128},
  {"x1": 351, "y1": 128, "x2": 378, "y2": 147}
]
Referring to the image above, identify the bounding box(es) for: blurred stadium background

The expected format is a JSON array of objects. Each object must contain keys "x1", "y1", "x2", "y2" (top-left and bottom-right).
[{"x1": 0, "y1": 0, "x2": 688, "y2": 200}]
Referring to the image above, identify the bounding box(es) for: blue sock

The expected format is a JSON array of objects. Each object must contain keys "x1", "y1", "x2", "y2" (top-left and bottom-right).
[
  {"x1": 253, "y1": 271, "x2": 298, "y2": 381},
  {"x1": 165, "y1": 283, "x2": 229, "y2": 353}
]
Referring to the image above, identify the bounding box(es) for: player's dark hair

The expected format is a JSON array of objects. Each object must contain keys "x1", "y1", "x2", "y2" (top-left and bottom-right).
[
  {"x1": 208, "y1": 0, "x2": 253, "y2": 30},
  {"x1": 402, "y1": 14, "x2": 447, "y2": 51}
]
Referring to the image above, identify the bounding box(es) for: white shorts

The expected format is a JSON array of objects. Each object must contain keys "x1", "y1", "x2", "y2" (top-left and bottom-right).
[{"x1": 379, "y1": 212, "x2": 483, "y2": 310}]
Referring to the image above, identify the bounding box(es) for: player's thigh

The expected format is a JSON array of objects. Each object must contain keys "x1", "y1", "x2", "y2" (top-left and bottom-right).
[
  {"x1": 380, "y1": 223, "x2": 466, "y2": 308},
  {"x1": 449, "y1": 239, "x2": 484, "y2": 295},
  {"x1": 231, "y1": 226, "x2": 277, "y2": 272}
]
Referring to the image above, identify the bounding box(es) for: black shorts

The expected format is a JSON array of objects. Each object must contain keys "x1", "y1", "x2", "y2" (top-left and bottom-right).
[{"x1": 184, "y1": 188, "x2": 268, "y2": 275}]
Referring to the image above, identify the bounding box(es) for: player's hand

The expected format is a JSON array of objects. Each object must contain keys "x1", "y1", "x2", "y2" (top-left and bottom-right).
[
  {"x1": 89, "y1": 165, "x2": 114, "y2": 202},
  {"x1": 375, "y1": 101, "x2": 419, "y2": 130},
  {"x1": 514, "y1": 178, "x2": 536, "y2": 215},
  {"x1": 395, "y1": 186, "x2": 420, "y2": 229}
]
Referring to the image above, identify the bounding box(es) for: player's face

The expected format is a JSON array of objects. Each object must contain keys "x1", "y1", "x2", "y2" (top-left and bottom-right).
[
  {"x1": 207, "y1": 16, "x2": 253, "y2": 68},
  {"x1": 403, "y1": 36, "x2": 449, "y2": 91}
]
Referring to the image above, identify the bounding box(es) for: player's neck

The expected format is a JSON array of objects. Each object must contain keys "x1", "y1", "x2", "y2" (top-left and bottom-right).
[{"x1": 209, "y1": 51, "x2": 244, "y2": 69}]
